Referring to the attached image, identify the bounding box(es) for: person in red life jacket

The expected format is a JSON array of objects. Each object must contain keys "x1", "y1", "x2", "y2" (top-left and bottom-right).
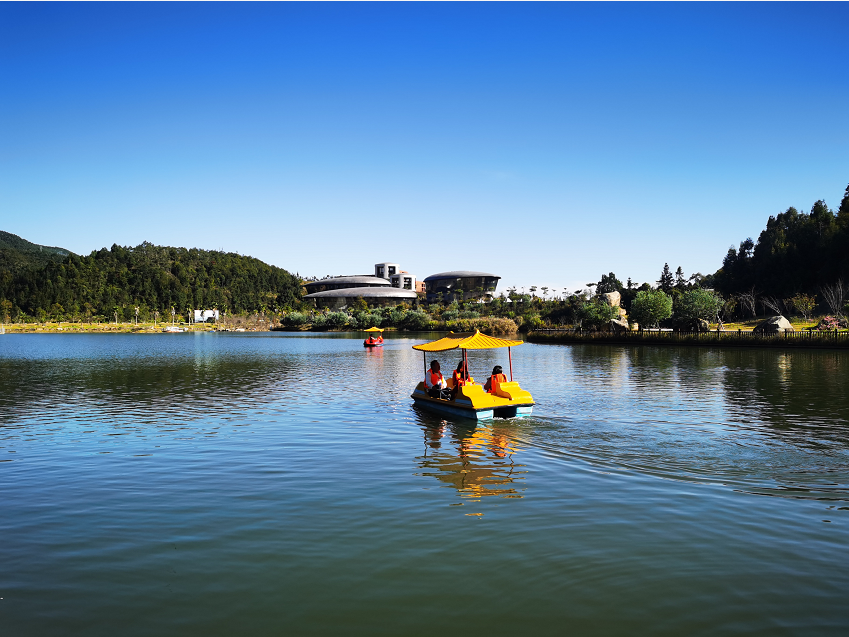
[
  {"x1": 451, "y1": 359, "x2": 469, "y2": 399},
  {"x1": 425, "y1": 360, "x2": 450, "y2": 399},
  {"x1": 484, "y1": 365, "x2": 507, "y2": 394}
]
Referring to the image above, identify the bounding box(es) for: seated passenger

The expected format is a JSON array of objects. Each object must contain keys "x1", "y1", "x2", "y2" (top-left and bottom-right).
[
  {"x1": 425, "y1": 360, "x2": 451, "y2": 399},
  {"x1": 452, "y1": 359, "x2": 469, "y2": 399},
  {"x1": 452, "y1": 358, "x2": 469, "y2": 386},
  {"x1": 484, "y1": 365, "x2": 507, "y2": 394}
]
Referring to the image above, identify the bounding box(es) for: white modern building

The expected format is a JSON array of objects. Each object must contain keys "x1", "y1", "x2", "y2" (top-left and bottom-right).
[
  {"x1": 193, "y1": 309, "x2": 220, "y2": 323},
  {"x1": 304, "y1": 262, "x2": 420, "y2": 309}
]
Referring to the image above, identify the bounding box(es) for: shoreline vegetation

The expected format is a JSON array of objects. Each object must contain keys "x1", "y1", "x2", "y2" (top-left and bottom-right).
[
  {"x1": 527, "y1": 327, "x2": 849, "y2": 349},
  {"x1": 5, "y1": 314, "x2": 849, "y2": 349},
  {"x1": 1, "y1": 322, "x2": 220, "y2": 334},
  {"x1": 2, "y1": 182, "x2": 849, "y2": 346},
  {"x1": 0, "y1": 314, "x2": 521, "y2": 335}
]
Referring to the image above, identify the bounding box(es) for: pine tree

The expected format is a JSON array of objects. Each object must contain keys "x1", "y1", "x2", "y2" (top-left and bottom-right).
[
  {"x1": 836, "y1": 183, "x2": 849, "y2": 227},
  {"x1": 657, "y1": 263, "x2": 674, "y2": 293}
]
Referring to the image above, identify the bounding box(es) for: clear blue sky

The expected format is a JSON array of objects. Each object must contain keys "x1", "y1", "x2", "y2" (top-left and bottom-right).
[{"x1": 2, "y1": 2, "x2": 847, "y2": 295}]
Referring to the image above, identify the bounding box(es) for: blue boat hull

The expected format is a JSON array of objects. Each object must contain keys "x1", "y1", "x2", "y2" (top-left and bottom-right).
[{"x1": 411, "y1": 388, "x2": 533, "y2": 421}]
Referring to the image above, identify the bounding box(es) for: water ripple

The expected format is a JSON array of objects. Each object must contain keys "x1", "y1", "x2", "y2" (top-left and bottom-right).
[{"x1": 1, "y1": 334, "x2": 848, "y2": 635}]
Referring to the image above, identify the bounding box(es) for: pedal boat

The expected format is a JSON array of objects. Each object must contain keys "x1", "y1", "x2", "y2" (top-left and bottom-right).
[
  {"x1": 411, "y1": 330, "x2": 534, "y2": 420},
  {"x1": 363, "y1": 327, "x2": 384, "y2": 347}
]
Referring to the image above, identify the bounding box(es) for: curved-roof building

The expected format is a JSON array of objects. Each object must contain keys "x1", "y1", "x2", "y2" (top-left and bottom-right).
[
  {"x1": 304, "y1": 286, "x2": 418, "y2": 309},
  {"x1": 304, "y1": 276, "x2": 391, "y2": 294},
  {"x1": 423, "y1": 271, "x2": 500, "y2": 303}
]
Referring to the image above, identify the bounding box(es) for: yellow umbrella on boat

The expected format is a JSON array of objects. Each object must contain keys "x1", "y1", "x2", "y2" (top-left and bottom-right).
[
  {"x1": 412, "y1": 330, "x2": 521, "y2": 351},
  {"x1": 364, "y1": 327, "x2": 384, "y2": 332},
  {"x1": 413, "y1": 330, "x2": 523, "y2": 381}
]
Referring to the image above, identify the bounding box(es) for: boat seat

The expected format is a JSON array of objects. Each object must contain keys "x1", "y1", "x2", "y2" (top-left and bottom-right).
[{"x1": 494, "y1": 381, "x2": 533, "y2": 402}]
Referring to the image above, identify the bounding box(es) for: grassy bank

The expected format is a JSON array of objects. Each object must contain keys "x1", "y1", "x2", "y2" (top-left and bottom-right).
[
  {"x1": 716, "y1": 318, "x2": 823, "y2": 331},
  {"x1": 527, "y1": 329, "x2": 849, "y2": 349},
  {"x1": 0, "y1": 315, "x2": 274, "y2": 333},
  {"x1": 1, "y1": 314, "x2": 520, "y2": 336},
  {"x1": 0, "y1": 322, "x2": 219, "y2": 333}
]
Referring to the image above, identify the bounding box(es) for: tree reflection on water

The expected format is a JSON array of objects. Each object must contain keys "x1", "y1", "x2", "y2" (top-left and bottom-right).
[{"x1": 720, "y1": 348, "x2": 848, "y2": 445}]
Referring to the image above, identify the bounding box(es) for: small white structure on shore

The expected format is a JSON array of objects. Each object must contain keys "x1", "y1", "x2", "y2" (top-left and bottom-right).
[{"x1": 193, "y1": 309, "x2": 220, "y2": 323}]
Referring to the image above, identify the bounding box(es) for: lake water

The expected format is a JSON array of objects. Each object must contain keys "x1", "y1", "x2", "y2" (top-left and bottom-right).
[{"x1": 1, "y1": 333, "x2": 847, "y2": 635}]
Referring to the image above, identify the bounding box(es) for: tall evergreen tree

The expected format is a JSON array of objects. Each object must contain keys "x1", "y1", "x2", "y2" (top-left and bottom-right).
[
  {"x1": 838, "y1": 183, "x2": 849, "y2": 225},
  {"x1": 712, "y1": 186, "x2": 849, "y2": 299},
  {"x1": 657, "y1": 263, "x2": 674, "y2": 293}
]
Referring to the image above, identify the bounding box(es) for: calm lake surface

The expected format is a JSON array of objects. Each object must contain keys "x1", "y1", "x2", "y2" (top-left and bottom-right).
[{"x1": 1, "y1": 333, "x2": 847, "y2": 635}]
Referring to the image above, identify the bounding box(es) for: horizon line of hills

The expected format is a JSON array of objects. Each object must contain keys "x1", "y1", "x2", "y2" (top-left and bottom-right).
[
  {"x1": 0, "y1": 231, "x2": 302, "y2": 321},
  {"x1": 1, "y1": 179, "x2": 848, "y2": 320}
]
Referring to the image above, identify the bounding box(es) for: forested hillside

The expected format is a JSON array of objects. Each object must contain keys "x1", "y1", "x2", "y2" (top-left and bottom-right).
[
  {"x1": 714, "y1": 183, "x2": 849, "y2": 298},
  {"x1": 0, "y1": 240, "x2": 302, "y2": 322},
  {"x1": 0, "y1": 230, "x2": 74, "y2": 273}
]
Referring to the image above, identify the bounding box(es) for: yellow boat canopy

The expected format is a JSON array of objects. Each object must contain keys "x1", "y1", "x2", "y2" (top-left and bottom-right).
[
  {"x1": 412, "y1": 330, "x2": 523, "y2": 352},
  {"x1": 364, "y1": 327, "x2": 384, "y2": 332}
]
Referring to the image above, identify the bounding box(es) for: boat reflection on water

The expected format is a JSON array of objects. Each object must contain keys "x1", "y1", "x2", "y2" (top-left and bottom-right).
[{"x1": 414, "y1": 410, "x2": 527, "y2": 502}]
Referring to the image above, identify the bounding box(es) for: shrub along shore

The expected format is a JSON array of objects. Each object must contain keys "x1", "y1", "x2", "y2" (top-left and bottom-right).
[
  {"x1": 1, "y1": 322, "x2": 219, "y2": 333},
  {"x1": 0, "y1": 315, "x2": 520, "y2": 335},
  {"x1": 527, "y1": 328, "x2": 849, "y2": 349},
  {"x1": 271, "y1": 312, "x2": 519, "y2": 335}
]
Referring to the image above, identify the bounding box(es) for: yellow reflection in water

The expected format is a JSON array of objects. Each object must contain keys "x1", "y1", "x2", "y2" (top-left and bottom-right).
[
  {"x1": 416, "y1": 421, "x2": 526, "y2": 501},
  {"x1": 777, "y1": 352, "x2": 790, "y2": 384}
]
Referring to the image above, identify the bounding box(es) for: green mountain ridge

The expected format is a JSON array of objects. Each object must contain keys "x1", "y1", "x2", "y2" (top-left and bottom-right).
[
  {"x1": 0, "y1": 230, "x2": 73, "y2": 257},
  {"x1": 0, "y1": 233, "x2": 302, "y2": 321},
  {"x1": 0, "y1": 230, "x2": 75, "y2": 273}
]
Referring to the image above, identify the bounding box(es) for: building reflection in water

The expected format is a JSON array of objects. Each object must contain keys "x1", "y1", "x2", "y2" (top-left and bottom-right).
[{"x1": 415, "y1": 414, "x2": 526, "y2": 501}]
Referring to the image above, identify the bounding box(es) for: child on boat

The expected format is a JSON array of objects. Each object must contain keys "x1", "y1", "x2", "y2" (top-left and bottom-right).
[
  {"x1": 426, "y1": 360, "x2": 451, "y2": 399},
  {"x1": 452, "y1": 359, "x2": 470, "y2": 399},
  {"x1": 484, "y1": 365, "x2": 507, "y2": 394}
]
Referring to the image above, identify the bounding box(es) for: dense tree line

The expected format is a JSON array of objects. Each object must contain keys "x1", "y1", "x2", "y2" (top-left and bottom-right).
[
  {"x1": 537, "y1": 180, "x2": 849, "y2": 328},
  {"x1": 715, "y1": 183, "x2": 849, "y2": 298},
  {"x1": 0, "y1": 240, "x2": 302, "y2": 322},
  {"x1": 486, "y1": 279, "x2": 721, "y2": 331}
]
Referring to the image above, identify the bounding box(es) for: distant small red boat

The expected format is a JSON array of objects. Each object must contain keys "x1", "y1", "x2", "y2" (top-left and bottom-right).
[{"x1": 363, "y1": 327, "x2": 384, "y2": 347}]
